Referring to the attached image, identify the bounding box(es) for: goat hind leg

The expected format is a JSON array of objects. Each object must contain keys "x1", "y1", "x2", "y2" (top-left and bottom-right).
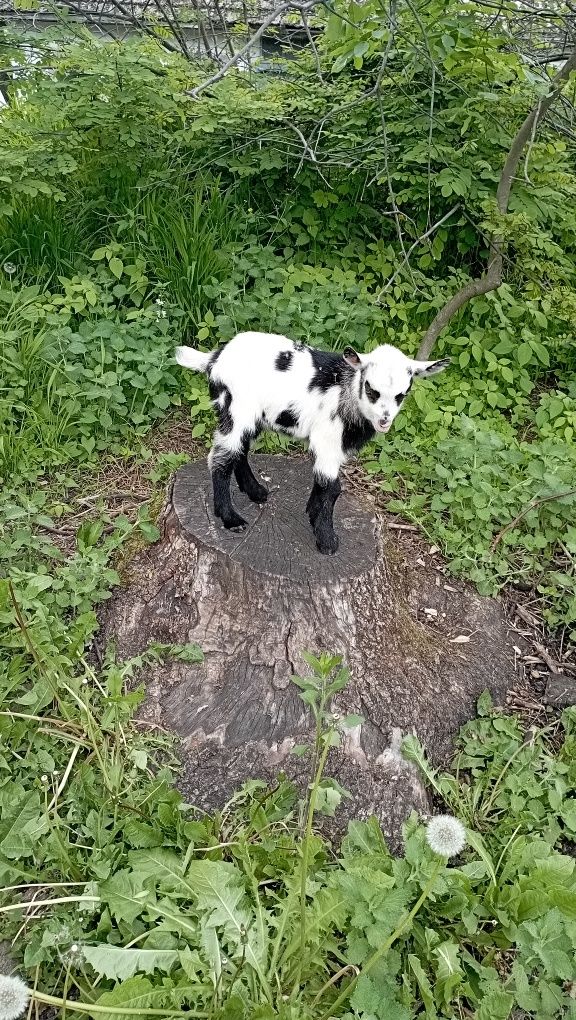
[
  {"x1": 209, "y1": 436, "x2": 247, "y2": 531},
  {"x1": 234, "y1": 432, "x2": 268, "y2": 504}
]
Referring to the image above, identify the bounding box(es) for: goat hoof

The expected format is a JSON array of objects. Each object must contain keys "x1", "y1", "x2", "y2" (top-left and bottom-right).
[
  {"x1": 251, "y1": 485, "x2": 269, "y2": 504},
  {"x1": 220, "y1": 514, "x2": 248, "y2": 531},
  {"x1": 315, "y1": 532, "x2": 339, "y2": 555}
]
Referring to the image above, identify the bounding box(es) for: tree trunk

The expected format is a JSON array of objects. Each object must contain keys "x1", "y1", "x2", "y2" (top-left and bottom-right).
[{"x1": 102, "y1": 455, "x2": 522, "y2": 848}]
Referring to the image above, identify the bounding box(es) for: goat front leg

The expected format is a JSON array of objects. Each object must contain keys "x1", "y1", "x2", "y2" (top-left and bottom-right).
[{"x1": 308, "y1": 426, "x2": 345, "y2": 554}]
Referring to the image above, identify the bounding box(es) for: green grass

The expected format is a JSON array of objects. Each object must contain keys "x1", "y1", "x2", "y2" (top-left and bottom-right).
[
  {"x1": 0, "y1": 198, "x2": 96, "y2": 282},
  {"x1": 124, "y1": 179, "x2": 245, "y2": 330}
]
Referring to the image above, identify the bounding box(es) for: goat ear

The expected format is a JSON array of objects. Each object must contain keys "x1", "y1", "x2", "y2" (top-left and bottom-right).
[
  {"x1": 412, "y1": 357, "x2": 450, "y2": 378},
  {"x1": 343, "y1": 346, "x2": 362, "y2": 368}
]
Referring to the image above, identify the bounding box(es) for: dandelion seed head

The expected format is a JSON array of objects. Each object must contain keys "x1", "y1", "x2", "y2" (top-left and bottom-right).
[
  {"x1": 3, "y1": 263, "x2": 16, "y2": 275},
  {"x1": 425, "y1": 814, "x2": 466, "y2": 858},
  {"x1": 0, "y1": 975, "x2": 30, "y2": 1020}
]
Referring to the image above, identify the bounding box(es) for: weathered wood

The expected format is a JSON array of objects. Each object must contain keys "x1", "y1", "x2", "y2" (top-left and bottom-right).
[{"x1": 103, "y1": 454, "x2": 522, "y2": 848}]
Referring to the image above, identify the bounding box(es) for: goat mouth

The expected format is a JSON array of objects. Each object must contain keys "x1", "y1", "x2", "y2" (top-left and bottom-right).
[{"x1": 375, "y1": 420, "x2": 391, "y2": 433}]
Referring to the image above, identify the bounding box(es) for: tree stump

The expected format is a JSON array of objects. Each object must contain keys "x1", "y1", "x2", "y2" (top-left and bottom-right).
[{"x1": 102, "y1": 455, "x2": 521, "y2": 848}]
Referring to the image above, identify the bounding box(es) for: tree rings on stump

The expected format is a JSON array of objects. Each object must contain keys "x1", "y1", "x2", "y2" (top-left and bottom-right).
[{"x1": 102, "y1": 454, "x2": 521, "y2": 849}]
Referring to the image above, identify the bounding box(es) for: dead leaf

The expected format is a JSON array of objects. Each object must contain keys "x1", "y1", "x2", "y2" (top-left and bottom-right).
[{"x1": 450, "y1": 635, "x2": 471, "y2": 644}]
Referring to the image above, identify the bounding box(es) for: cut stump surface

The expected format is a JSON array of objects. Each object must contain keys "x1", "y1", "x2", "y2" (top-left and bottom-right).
[{"x1": 103, "y1": 455, "x2": 521, "y2": 848}]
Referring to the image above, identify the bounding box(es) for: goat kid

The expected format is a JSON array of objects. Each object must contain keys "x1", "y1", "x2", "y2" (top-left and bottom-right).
[{"x1": 175, "y1": 332, "x2": 449, "y2": 554}]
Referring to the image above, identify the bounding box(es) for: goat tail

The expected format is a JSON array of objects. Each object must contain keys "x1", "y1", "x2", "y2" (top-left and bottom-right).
[{"x1": 174, "y1": 345, "x2": 212, "y2": 373}]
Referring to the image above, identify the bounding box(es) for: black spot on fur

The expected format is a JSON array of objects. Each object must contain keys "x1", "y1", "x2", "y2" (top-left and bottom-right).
[
  {"x1": 209, "y1": 381, "x2": 233, "y2": 435},
  {"x1": 395, "y1": 378, "x2": 413, "y2": 406},
  {"x1": 208, "y1": 347, "x2": 223, "y2": 373},
  {"x1": 365, "y1": 380, "x2": 380, "y2": 404},
  {"x1": 208, "y1": 378, "x2": 223, "y2": 400},
  {"x1": 275, "y1": 351, "x2": 293, "y2": 372},
  {"x1": 308, "y1": 349, "x2": 346, "y2": 393},
  {"x1": 276, "y1": 409, "x2": 298, "y2": 430},
  {"x1": 342, "y1": 418, "x2": 375, "y2": 453}
]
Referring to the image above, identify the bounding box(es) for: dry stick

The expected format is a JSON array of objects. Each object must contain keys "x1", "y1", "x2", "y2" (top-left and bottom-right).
[
  {"x1": 490, "y1": 488, "x2": 576, "y2": 551},
  {"x1": 301, "y1": 6, "x2": 324, "y2": 80},
  {"x1": 212, "y1": 0, "x2": 235, "y2": 58},
  {"x1": 417, "y1": 42, "x2": 576, "y2": 359},
  {"x1": 377, "y1": 203, "x2": 461, "y2": 299}
]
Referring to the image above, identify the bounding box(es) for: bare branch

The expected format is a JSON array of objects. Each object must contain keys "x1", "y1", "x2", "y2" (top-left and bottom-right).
[
  {"x1": 185, "y1": 0, "x2": 321, "y2": 98},
  {"x1": 377, "y1": 204, "x2": 461, "y2": 299},
  {"x1": 417, "y1": 41, "x2": 576, "y2": 359}
]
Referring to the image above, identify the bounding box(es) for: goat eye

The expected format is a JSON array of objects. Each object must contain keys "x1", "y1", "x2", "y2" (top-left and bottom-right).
[{"x1": 365, "y1": 382, "x2": 380, "y2": 403}]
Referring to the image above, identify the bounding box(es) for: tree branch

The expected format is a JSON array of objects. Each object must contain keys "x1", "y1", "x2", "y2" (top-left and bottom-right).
[
  {"x1": 377, "y1": 204, "x2": 461, "y2": 299},
  {"x1": 185, "y1": 0, "x2": 321, "y2": 98},
  {"x1": 417, "y1": 41, "x2": 576, "y2": 359}
]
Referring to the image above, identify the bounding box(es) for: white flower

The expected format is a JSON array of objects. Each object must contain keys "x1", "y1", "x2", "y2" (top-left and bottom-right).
[
  {"x1": 155, "y1": 298, "x2": 164, "y2": 306},
  {"x1": 98, "y1": 94, "x2": 110, "y2": 103},
  {"x1": 40, "y1": 774, "x2": 48, "y2": 783},
  {"x1": 2, "y1": 262, "x2": 16, "y2": 275},
  {"x1": 0, "y1": 975, "x2": 30, "y2": 1020},
  {"x1": 425, "y1": 814, "x2": 466, "y2": 858}
]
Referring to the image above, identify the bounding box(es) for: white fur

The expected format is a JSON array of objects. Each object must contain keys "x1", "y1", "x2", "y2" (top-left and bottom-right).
[
  {"x1": 175, "y1": 347, "x2": 212, "y2": 372},
  {"x1": 176, "y1": 331, "x2": 446, "y2": 470}
]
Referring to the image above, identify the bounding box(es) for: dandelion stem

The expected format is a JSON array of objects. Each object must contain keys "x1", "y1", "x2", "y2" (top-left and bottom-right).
[
  {"x1": 0, "y1": 895, "x2": 100, "y2": 914},
  {"x1": 32, "y1": 991, "x2": 209, "y2": 1017}
]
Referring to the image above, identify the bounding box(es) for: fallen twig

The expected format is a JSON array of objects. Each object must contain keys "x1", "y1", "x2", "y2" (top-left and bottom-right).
[{"x1": 490, "y1": 488, "x2": 576, "y2": 550}]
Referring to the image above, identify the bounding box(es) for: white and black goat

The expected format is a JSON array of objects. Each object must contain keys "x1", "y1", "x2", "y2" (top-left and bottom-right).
[{"x1": 175, "y1": 332, "x2": 449, "y2": 554}]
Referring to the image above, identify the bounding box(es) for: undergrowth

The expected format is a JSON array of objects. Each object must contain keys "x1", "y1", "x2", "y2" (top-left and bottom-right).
[{"x1": 1, "y1": 644, "x2": 576, "y2": 1020}]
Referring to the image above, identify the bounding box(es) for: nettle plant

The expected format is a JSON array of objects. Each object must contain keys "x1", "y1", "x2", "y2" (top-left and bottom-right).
[{"x1": 0, "y1": 263, "x2": 182, "y2": 479}]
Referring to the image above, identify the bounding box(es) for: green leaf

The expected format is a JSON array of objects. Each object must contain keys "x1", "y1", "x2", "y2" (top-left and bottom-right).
[
  {"x1": 433, "y1": 940, "x2": 463, "y2": 1004},
  {"x1": 465, "y1": 828, "x2": 496, "y2": 885},
  {"x1": 474, "y1": 981, "x2": 514, "y2": 1020},
  {"x1": 95, "y1": 977, "x2": 175, "y2": 1017},
  {"x1": 83, "y1": 945, "x2": 179, "y2": 981},
  {"x1": 127, "y1": 849, "x2": 189, "y2": 893},
  {"x1": 0, "y1": 792, "x2": 48, "y2": 859},
  {"x1": 99, "y1": 869, "x2": 152, "y2": 924},
  {"x1": 331, "y1": 54, "x2": 348, "y2": 73},
  {"x1": 109, "y1": 257, "x2": 124, "y2": 279},
  {"x1": 516, "y1": 342, "x2": 533, "y2": 367},
  {"x1": 408, "y1": 954, "x2": 438, "y2": 1018},
  {"x1": 549, "y1": 886, "x2": 576, "y2": 919},
  {"x1": 186, "y1": 860, "x2": 266, "y2": 971}
]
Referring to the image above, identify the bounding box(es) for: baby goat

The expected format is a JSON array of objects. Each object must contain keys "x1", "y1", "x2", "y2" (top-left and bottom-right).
[{"x1": 175, "y1": 332, "x2": 449, "y2": 554}]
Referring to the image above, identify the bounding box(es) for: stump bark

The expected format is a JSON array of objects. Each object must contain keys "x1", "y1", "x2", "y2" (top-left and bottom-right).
[{"x1": 103, "y1": 455, "x2": 521, "y2": 848}]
